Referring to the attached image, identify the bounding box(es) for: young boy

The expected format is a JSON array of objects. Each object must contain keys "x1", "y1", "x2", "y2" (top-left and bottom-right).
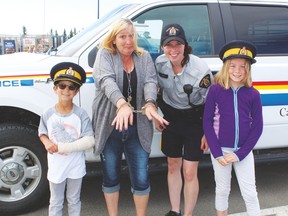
[{"x1": 38, "y1": 62, "x2": 94, "y2": 216}]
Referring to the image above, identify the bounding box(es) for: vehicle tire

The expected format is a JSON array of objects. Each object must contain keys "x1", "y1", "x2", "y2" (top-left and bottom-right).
[{"x1": 0, "y1": 124, "x2": 49, "y2": 215}]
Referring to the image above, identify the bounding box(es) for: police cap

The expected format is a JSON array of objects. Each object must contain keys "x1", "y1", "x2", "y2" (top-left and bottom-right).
[
  {"x1": 219, "y1": 40, "x2": 257, "y2": 64},
  {"x1": 50, "y1": 62, "x2": 86, "y2": 86},
  {"x1": 161, "y1": 23, "x2": 187, "y2": 46}
]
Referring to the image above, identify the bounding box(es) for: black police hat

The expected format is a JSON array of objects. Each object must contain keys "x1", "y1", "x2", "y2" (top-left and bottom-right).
[
  {"x1": 161, "y1": 23, "x2": 187, "y2": 46},
  {"x1": 50, "y1": 62, "x2": 86, "y2": 86},
  {"x1": 219, "y1": 40, "x2": 257, "y2": 64}
]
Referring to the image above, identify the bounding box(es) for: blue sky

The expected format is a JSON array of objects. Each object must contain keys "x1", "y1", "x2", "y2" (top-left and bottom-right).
[{"x1": 0, "y1": 0, "x2": 142, "y2": 35}]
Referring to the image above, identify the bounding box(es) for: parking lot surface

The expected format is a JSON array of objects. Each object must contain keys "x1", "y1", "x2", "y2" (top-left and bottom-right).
[{"x1": 19, "y1": 160, "x2": 288, "y2": 216}]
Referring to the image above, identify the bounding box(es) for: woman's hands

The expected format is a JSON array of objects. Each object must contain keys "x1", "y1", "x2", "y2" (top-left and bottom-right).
[
  {"x1": 200, "y1": 135, "x2": 209, "y2": 151},
  {"x1": 142, "y1": 103, "x2": 169, "y2": 131},
  {"x1": 112, "y1": 99, "x2": 169, "y2": 132},
  {"x1": 154, "y1": 118, "x2": 166, "y2": 131},
  {"x1": 112, "y1": 100, "x2": 134, "y2": 132}
]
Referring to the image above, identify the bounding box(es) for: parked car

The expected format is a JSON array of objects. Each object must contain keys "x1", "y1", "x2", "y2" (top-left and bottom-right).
[{"x1": 0, "y1": 0, "x2": 288, "y2": 214}]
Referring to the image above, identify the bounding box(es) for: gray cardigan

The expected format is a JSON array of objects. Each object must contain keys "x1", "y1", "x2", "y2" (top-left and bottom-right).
[{"x1": 92, "y1": 48, "x2": 157, "y2": 154}]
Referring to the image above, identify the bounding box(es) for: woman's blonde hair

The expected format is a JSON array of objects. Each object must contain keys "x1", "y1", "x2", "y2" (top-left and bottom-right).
[
  {"x1": 100, "y1": 18, "x2": 143, "y2": 56},
  {"x1": 215, "y1": 58, "x2": 252, "y2": 89}
]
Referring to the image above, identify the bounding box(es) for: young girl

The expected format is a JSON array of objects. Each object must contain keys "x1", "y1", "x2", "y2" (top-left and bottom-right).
[{"x1": 203, "y1": 40, "x2": 263, "y2": 216}]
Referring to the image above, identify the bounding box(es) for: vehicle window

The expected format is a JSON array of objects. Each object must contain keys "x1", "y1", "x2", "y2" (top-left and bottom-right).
[
  {"x1": 56, "y1": 4, "x2": 138, "y2": 56},
  {"x1": 231, "y1": 5, "x2": 288, "y2": 54},
  {"x1": 132, "y1": 5, "x2": 212, "y2": 60}
]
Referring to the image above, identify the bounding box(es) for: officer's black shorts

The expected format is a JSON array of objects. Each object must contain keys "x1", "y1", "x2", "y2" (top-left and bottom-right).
[{"x1": 161, "y1": 120, "x2": 204, "y2": 161}]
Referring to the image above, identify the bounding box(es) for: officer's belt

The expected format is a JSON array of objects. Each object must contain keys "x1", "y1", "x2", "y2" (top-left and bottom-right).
[{"x1": 157, "y1": 97, "x2": 204, "y2": 121}]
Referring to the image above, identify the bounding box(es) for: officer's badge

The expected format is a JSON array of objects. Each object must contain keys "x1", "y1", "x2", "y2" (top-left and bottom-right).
[
  {"x1": 199, "y1": 74, "x2": 211, "y2": 88},
  {"x1": 65, "y1": 67, "x2": 74, "y2": 76},
  {"x1": 166, "y1": 27, "x2": 179, "y2": 36},
  {"x1": 239, "y1": 46, "x2": 247, "y2": 55}
]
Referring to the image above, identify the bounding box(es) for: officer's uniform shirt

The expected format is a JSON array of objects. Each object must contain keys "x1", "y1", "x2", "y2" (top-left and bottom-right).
[{"x1": 155, "y1": 54, "x2": 213, "y2": 109}]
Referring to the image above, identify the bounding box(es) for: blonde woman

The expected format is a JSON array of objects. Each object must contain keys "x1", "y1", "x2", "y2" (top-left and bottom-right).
[{"x1": 92, "y1": 18, "x2": 168, "y2": 216}]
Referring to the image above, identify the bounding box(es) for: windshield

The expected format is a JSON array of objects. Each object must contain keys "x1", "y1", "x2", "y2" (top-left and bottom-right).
[{"x1": 54, "y1": 3, "x2": 139, "y2": 56}]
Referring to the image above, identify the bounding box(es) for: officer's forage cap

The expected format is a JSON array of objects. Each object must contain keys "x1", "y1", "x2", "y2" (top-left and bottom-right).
[
  {"x1": 219, "y1": 40, "x2": 257, "y2": 64},
  {"x1": 50, "y1": 62, "x2": 86, "y2": 86},
  {"x1": 161, "y1": 23, "x2": 187, "y2": 46}
]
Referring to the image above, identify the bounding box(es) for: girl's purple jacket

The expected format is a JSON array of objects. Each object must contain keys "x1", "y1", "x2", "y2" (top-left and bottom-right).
[{"x1": 203, "y1": 84, "x2": 263, "y2": 161}]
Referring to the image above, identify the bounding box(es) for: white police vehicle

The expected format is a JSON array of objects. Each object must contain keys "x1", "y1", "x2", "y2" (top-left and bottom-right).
[{"x1": 0, "y1": 0, "x2": 288, "y2": 214}]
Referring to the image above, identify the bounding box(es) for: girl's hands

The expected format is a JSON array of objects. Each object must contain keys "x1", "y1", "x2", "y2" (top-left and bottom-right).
[
  {"x1": 217, "y1": 153, "x2": 238, "y2": 166},
  {"x1": 217, "y1": 157, "x2": 229, "y2": 166},
  {"x1": 224, "y1": 153, "x2": 238, "y2": 163}
]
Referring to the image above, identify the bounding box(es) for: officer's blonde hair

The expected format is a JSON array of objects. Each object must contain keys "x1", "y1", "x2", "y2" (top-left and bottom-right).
[
  {"x1": 215, "y1": 59, "x2": 252, "y2": 89},
  {"x1": 100, "y1": 18, "x2": 143, "y2": 56}
]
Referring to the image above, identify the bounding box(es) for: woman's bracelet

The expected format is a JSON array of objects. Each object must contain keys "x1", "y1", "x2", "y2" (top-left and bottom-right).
[
  {"x1": 116, "y1": 100, "x2": 157, "y2": 115},
  {"x1": 141, "y1": 101, "x2": 158, "y2": 114},
  {"x1": 145, "y1": 99, "x2": 158, "y2": 109},
  {"x1": 116, "y1": 102, "x2": 133, "y2": 114}
]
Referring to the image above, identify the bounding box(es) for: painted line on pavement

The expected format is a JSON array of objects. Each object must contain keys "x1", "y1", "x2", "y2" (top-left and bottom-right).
[{"x1": 228, "y1": 205, "x2": 288, "y2": 216}]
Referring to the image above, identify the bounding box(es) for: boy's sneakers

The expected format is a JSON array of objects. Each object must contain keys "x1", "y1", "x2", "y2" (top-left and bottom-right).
[{"x1": 165, "y1": 210, "x2": 182, "y2": 216}]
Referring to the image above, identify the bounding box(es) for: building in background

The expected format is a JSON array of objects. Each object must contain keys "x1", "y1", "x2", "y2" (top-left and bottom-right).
[{"x1": 0, "y1": 33, "x2": 69, "y2": 55}]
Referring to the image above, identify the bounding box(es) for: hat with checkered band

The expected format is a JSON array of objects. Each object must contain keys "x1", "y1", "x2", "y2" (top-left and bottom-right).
[
  {"x1": 219, "y1": 40, "x2": 257, "y2": 64},
  {"x1": 50, "y1": 62, "x2": 86, "y2": 86}
]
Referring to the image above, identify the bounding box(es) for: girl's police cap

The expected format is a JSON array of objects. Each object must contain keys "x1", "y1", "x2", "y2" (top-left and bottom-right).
[
  {"x1": 219, "y1": 40, "x2": 257, "y2": 64},
  {"x1": 50, "y1": 62, "x2": 86, "y2": 86}
]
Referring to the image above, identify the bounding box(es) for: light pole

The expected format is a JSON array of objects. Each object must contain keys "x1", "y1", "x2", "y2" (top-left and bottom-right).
[
  {"x1": 97, "y1": 0, "x2": 100, "y2": 19},
  {"x1": 43, "y1": 0, "x2": 46, "y2": 34}
]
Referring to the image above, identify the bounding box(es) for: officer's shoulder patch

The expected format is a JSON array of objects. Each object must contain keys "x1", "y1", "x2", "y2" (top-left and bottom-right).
[{"x1": 199, "y1": 74, "x2": 211, "y2": 88}]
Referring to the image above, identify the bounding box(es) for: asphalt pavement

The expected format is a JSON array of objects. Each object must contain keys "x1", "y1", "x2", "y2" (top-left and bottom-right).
[{"x1": 19, "y1": 160, "x2": 288, "y2": 216}]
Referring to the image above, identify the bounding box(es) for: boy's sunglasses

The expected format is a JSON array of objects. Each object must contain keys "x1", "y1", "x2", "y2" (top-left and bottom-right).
[{"x1": 57, "y1": 83, "x2": 78, "y2": 91}]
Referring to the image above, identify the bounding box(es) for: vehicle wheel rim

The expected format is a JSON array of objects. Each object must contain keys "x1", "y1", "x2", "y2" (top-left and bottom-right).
[
  {"x1": 1, "y1": 162, "x2": 24, "y2": 184},
  {"x1": 0, "y1": 146, "x2": 42, "y2": 202}
]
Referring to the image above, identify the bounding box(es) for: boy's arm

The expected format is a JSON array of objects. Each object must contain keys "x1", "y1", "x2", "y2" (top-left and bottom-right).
[
  {"x1": 39, "y1": 134, "x2": 57, "y2": 154},
  {"x1": 57, "y1": 136, "x2": 95, "y2": 154}
]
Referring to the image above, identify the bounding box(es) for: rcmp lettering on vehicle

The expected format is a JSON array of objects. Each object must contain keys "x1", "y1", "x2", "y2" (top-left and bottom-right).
[
  {"x1": 0, "y1": 79, "x2": 34, "y2": 87},
  {"x1": 280, "y1": 107, "x2": 288, "y2": 117}
]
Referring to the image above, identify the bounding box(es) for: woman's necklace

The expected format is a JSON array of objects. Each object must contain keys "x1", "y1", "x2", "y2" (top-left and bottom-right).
[
  {"x1": 123, "y1": 57, "x2": 134, "y2": 104},
  {"x1": 126, "y1": 72, "x2": 132, "y2": 104},
  {"x1": 124, "y1": 68, "x2": 143, "y2": 115}
]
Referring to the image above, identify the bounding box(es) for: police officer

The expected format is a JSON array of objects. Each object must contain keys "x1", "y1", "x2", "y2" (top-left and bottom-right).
[{"x1": 154, "y1": 23, "x2": 213, "y2": 216}]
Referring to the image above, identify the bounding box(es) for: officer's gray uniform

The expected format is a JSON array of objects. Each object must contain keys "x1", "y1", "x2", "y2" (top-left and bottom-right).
[
  {"x1": 155, "y1": 53, "x2": 213, "y2": 161},
  {"x1": 155, "y1": 54, "x2": 213, "y2": 110}
]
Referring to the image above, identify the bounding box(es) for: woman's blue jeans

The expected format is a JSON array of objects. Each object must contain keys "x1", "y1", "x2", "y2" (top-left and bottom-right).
[{"x1": 100, "y1": 125, "x2": 150, "y2": 195}]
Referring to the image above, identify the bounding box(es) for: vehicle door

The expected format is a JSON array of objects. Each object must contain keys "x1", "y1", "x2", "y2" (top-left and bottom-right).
[
  {"x1": 128, "y1": 2, "x2": 225, "y2": 156},
  {"x1": 219, "y1": 1, "x2": 288, "y2": 150}
]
